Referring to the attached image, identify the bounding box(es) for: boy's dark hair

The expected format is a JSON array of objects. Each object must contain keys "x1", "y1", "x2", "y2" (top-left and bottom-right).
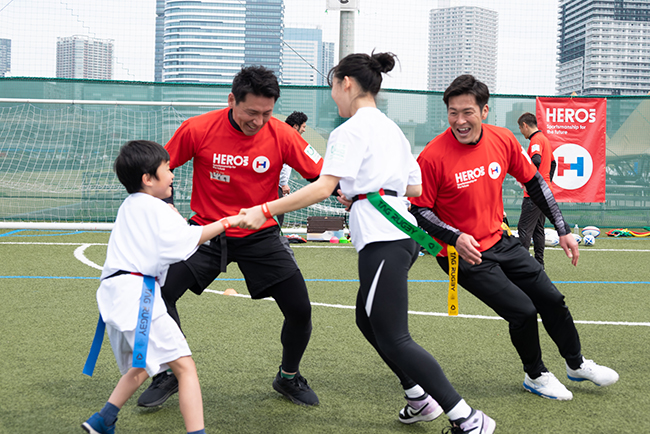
[
  {"x1": 285, "y1": 111, "x2": 308, "y2": 128},
  {"x1": 443, "y1": 74, "x2": 490, "y2": 110},
  {"x1": 518, "y1": 112, "x2": 538, "y2": 127},
  {"x1": 114, "y1": 140, "x2": 169, "y2": 194},
  {"x1": 231, "y1": 66, "x2": 280, "y2": 104},
  {"x1": 327, "y1": 51, "x2": 397, "y2": 97}
]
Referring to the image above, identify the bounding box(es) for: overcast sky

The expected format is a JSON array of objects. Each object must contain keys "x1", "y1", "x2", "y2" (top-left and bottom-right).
[{"x1": 0, "y1": 0, "x2": 560, "y2": 94}]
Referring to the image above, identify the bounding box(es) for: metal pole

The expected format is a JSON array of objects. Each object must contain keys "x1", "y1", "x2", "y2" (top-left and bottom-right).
[{"x1": 339, "y1": 10, "x2": 355, "y2": 60}]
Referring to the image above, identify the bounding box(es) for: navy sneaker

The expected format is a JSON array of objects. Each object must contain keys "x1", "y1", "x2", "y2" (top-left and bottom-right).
[
  {"x1": 137, "y1": 371, "x2": 179, "y2": 407},
  {"x1": 81, "y1": 412, "x2": 115, "y2": 434},
  {"x1": 272, "y1": 367, "x2": 319, "y2": 406}
]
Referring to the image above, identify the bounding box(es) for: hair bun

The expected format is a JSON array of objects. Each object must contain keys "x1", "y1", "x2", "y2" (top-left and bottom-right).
[{"x1": 371, "y1": 52, "x2": 396, "y2": 74}]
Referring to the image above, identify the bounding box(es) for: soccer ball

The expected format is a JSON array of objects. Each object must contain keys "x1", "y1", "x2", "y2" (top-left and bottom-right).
[
  {"x1": 573, "y1": 234, "x2": 582, "y2": 244},
  {"x1": 581, "y1": 226, "x2": 601, "y2": 238},
  {"x1": 584, "y1": 234, "x2": 596, "y2": 246}
]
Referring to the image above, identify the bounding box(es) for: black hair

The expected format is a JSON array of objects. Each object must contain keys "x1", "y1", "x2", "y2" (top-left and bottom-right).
[
  {"x1": 231, "y1": 65, "x2": 280, "y2": 104},
  {"x1": 285, "y1": 111, "x2": 308, "y2": 128},
  {"x1": 327, "y1": 51, "x2": 397, "y2": 97},
  {"x1": 443, "y1": 74, "x2": 490, "y2": 110},
  {"x1": 518, "y1": 112, "x2": 538, "y2": 127},
  {"x1": 114, "y1": 140, "x2": 169, "y2": 194}
]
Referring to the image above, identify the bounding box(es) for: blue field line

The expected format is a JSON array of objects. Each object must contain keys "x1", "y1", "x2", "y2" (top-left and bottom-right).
[
  {"x1": 0, "y1": 230, "x2": 89, "y2": 237},
  {"x1": 1, "y1": 276, "x2": 649, "y2": 284}
]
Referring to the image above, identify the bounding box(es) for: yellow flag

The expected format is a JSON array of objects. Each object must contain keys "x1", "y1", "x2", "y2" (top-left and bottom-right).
[{"x1": 447, "y1": 245, "x2": 459, "y2": 316}]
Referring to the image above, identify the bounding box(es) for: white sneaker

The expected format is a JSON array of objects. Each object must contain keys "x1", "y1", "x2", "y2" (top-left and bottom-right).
[
  {"x1": 398, "y1": 393, "x2": 443, "y2": 424},
  {"x1": 523, "y1": 372, "x2": 573, "y2": 400},
  {"x1": 567, "y1": 358, "x2": 619, "y2": 386}
]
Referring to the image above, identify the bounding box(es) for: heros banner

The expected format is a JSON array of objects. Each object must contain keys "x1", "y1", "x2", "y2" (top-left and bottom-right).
[{"x1": 536, "y1": 97, "x2": 607, "y2": 203}]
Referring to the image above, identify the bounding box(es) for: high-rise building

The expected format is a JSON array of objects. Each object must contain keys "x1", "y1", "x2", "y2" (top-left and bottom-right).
[
  {"x1": 321, "y1": 41, "x2": 335, "y2": 86},
  {"x1": 160, "y1": 0, "x2": 284, "y2": 84},
  {"x1": 56, "y1": 35, "x2": 113, "y2": 80},
  {"x1": 154, "y1": 0, "x2": 165, "y2": 82},
  {"x1": 0, "y1": 39, "x2": 10, "y2": 77},
  {"x1": 557, "y1": 0, "x2": 650, "y2": 96},
  {"x1": 282, "y1": 28, "x2": 322, "y2": 86},
  {"x1": 244, "y1": 0, "x2": 284, "y2": 80},
  {"x1": 427, "y1": 5, "x2": 498, "y2": 92},
  {"x1": 162, "y1": 0, "x2": 246, "y2": 84}
]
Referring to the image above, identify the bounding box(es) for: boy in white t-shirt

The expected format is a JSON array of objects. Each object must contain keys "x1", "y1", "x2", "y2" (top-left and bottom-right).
[{"x1": 82, "y1": 140, "x2": 242, "y2": 434}]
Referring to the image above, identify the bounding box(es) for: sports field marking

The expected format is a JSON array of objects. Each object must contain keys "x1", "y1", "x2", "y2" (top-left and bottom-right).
[{"x1": 2, "y1": 240, "x2": 648, "y2": 328}]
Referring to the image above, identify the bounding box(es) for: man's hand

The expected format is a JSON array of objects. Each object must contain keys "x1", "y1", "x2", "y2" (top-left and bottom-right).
[
  {"x1": 559, "y1": 234, "x2": 580, "y2": 266},
  {"x1": 455, "y1": 233, "x2": 482, "y2": 265},
  {"x1": 336, "y1": 189, "x2": 352, "y2": 212},
  {"x1": 239, "y1": 205, "x2": 268, "y2": 230},
  {"x1": 281, "y1": 185, "x2": 291, "y2": 195}
]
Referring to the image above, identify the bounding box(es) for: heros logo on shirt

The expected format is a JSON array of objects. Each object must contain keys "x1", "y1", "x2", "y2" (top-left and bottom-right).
[
  {"x1": 454, "y1": 162, "x2": 501, "y2": 188},
  {"x1": 213, "y1": 153, "x2": 249, "y2": 168}
]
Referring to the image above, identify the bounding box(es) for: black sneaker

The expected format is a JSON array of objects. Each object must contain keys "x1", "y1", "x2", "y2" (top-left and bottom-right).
[
  {"x1": 272, "y1": 367, "x2": 319, "y2": 406},
  {"x1": 136, "y1": 371, "x2": 179, "y2": 407}
]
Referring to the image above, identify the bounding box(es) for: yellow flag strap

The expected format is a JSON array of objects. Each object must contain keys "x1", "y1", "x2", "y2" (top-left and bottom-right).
[{"x1": 447, "y1": 245, "x2": 459, "y2": 316}]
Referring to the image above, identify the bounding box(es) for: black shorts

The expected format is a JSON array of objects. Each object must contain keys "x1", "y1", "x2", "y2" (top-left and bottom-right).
[{"x1": 183, "y1": 225, "x2": 299, "y2": 299}]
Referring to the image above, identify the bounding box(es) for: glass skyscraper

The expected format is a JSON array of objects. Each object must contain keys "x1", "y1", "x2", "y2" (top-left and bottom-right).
[
  {"x1": 161, "y1": 0, "x2": 284, "y2": 84},
  {"x1": 557, "y1": 0, "x2": 650, "y2": 95}
]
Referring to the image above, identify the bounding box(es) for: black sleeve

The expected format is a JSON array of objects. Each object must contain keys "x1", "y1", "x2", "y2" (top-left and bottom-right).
[
  {"x1": 524, "y1": 171, "x2": 571, "y2": 236},
  {"x1": 531, "y1": 154, "x2": 542, "y2": 169},
  {"x1": 410, "y1": 204, "x2": 461, "y2": 246},
  {"x1": 549, "y1": 160, "x2": 556, "y2": 181}
]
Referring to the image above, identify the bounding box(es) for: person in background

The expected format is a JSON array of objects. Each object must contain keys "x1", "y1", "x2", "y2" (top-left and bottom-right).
[
  {"x1": 277, "y1": 111, "x2": 308, "y2": 226},
  {"x1": 517, "y1": 112, "x2": 556, "y2": 268}
]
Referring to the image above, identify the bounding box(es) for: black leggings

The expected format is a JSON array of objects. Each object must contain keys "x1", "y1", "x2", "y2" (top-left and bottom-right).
[
  {"x1": 161, "y1": 262, "x2": 312, "y2": 373},
  {"x1": 436, "y1": 233, "x2": 583, "y2": 376},
  {"x1": 356, "y1": 238, "x2": 462, "y2": 412}
]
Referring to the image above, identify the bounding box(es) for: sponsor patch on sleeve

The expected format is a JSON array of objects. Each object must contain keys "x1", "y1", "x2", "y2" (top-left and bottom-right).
[
  {"x1": 531, "y1": 144, "x2": 541, "y2": 153},
  {"x1": 304, "y1": 144, "x2": 322, "y2": 164}
]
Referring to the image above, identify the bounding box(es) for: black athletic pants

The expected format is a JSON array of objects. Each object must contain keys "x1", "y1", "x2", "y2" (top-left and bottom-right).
[
  {"x1": 517, "y1": 197, "x2": 546, "y2": 266},
  {"x1": 356, "y1": 238, "x2": 462, "y2": 412},
  {"x1": 436, "y1": 232, "x2": 583, "y2": 377},
  {"x1": 161, "y1": 229, "x2": 312, "y2": 374}
]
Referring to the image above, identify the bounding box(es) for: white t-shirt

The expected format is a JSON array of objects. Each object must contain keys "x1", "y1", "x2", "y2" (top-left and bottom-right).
[
  {"x1": 97, "y1": 193, "x2": 203, "y2": 331},
  {"x1": 321, "y1": 107, "x2": 421, "y2": 252}
]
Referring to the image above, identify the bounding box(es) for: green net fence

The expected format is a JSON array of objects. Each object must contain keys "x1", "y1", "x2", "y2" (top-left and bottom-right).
[{"x1": 1, "y1": 77, "x2": 649, "y2": 229}]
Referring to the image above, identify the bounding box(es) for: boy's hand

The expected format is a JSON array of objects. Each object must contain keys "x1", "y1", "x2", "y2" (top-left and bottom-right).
[{"x1": 226, "y1": 214, "x2": 244, "y2": 228}]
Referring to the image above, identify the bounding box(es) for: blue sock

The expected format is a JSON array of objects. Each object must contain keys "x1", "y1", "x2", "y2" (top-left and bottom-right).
[
  {"x1": 188, "y1": 429, "x2": 206, "y2": 434},
  {"x1": 98, "y1": 402, "x2": 119, "y2": 426}
]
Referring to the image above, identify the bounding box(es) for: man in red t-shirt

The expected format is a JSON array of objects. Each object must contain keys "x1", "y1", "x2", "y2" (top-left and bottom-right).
[
  {"x1": 137, "y1": 66, "x2": 322, "y2": 408},
  {"x1": 517, "y1": 112, "x2": 556, "y2": 267},
  {"x1": 410, "y1": 75, "x2": 618, "y2": 402}
]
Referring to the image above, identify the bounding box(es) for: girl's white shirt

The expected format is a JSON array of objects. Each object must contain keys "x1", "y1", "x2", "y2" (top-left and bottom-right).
[{"x1": 321, "y1": 107, "x2": 421, "y2": 252}]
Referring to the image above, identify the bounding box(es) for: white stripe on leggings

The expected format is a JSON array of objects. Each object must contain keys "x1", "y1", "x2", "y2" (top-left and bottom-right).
[{"x1": 365, "y1": 259, "x2": 385, "y2": 317}]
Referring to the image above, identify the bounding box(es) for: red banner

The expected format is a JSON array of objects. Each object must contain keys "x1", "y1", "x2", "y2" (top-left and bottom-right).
[{"x1": 536, "y1": 97, "x2": 607, "y2": 203}]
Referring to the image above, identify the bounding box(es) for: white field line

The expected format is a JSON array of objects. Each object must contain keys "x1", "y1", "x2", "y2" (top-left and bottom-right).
[{"x1": 2, "y1": 241, "x2": 649, "y2": 327}]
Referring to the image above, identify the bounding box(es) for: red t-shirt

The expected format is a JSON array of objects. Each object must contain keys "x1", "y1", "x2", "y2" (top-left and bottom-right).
[
  {"x1": 523, "y1": 130, "x2": 553, "y2": 198},
  {"x1": 411, "y1": 124, "x2": 537, "y2": 255},
  {"x1": 166, "y1": 108, "x2": 323, "y2": 237}
]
